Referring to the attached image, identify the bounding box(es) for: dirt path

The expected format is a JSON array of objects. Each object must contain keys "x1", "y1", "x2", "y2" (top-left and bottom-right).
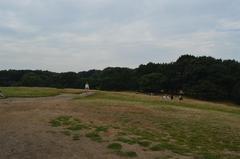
[{"x1": 0, "y1": 92, "x2": 124, "y2": 159}]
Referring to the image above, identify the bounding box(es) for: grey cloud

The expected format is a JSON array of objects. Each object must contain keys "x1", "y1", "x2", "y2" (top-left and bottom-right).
[{"x1": 0, "y1": 0, "x2": 240, "y2": 72}]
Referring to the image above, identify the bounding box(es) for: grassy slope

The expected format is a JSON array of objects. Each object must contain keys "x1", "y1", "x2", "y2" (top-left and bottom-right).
[
  {"x1": 76, "y1": 91, "x2": 240, "y2": 159},
  {"x1": 80, "y1": 91, "x2": 240, "y2": 115},
  {"x1": 0, "y1": 87, "x2": 84, "y2": 97}
]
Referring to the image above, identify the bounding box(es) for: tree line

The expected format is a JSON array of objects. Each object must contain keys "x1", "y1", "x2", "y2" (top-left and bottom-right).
[{"x1": 0, "y1": 55, "x2": 240, "y2": 104}]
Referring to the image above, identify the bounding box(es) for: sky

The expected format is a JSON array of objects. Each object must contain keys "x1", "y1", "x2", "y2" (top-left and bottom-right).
[{"x1": 0, "y1": 0, "x2": 240, "y2": 72}]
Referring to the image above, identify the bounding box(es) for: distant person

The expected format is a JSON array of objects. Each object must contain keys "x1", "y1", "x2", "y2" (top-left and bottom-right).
[
  {"x1": 85, "y1": 82, "x2": 90, "y2": 90},
  {"x1": 179, "y1": 95, "x2": 183, "y2": 101},
  {"x1": 162, "y1": 95, "x2": 167, "y2": 100},
  {"x1": 179, "y1": 90, "x2": 184, "y2": 101},
  {"x1": 170, "y1": 95, "x2": 174, "y2": 100},
  {"x1": 163, "y1": 95, "x2": 171, "y2": 101},
  {"x1": 167, "y1": 95, "x2": 171, "y2": 100},
  {"x1": 0, "y1": 90, "x2": 5, "y2": 98}
]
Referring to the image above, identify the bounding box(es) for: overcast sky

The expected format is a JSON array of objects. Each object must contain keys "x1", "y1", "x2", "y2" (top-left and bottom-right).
[{"x1": 0, "y1": 0, "x2": 240, "y2": 72}]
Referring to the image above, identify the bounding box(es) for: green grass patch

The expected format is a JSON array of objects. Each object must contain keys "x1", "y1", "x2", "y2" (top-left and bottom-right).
[
  {"x1": 137, "y1": 140, "x2": 152, "y2": 147},
  {"x1": 195, "y1": 152, "x2": 221, "y2": 159},
  {"x1": 50, "y1": 120, "x2": 62, "y2": 127},
  {"x1": 56, "y1": 116, "x2": 72, "y2": 123},
  {"x1": 86, "y1": 132, "x2": 102, "y2": 142},
  {"x1": 116, "y1": 136, "x2": 151, "y2": 147},
  {"x1": 50, "y1": 116, "x2": 90, "y2": 141},
  {"x1": 107, "y1": 143, "x2": 122, "y2": 150},
  {"x1": 50, "y1": 116, "x2": 74, "y2": 127},
  {"x1": 117, "y1": 131, "x2": 128, "y2": 136},
  {"x1": 107, "y1": 142, "x2": 137, "y2": 158},
  {"x1": 0, "y1": 87, "x2": 61, "y2": 97},
  {"x1": 116, "y1": 137, "x2": 136, "y2": 145},
  {"x1": 67, "y1": 123, "x2": 88, "y2": 131},
  {"x1": 150, "y1": 142, "x2": 190, "y2": 155},
  {"x1": 95, "y1": 126, "x2": 109, "y2": 132},
  {"x1": 150, "y1": 144, "x2": 165, "y2": 151},
  {"x1": 127, "y1": 128, "x2": 158, "y2": 142},
  {"x1": 50, "y1": 116, "x2": 88, "y2": 131},
  {"x1": 0, "y1": 87, "x2": 85, "y2": 98}
]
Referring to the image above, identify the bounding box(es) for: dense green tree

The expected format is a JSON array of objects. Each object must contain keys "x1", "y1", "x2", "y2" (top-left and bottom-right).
[
  {"x1": 232, "y1": 82, "x2": 240, "y2": 104},
  {"x1": 21, "y1": 72, "x2": 43, "y2": 87},
  {"x1": 186, "y1": 80, "x2": 227, "y2": 100},
  {"x1": 139, "y1": 73, "x2": 167, "y2": 92},
  {"x1": 99, "y1": 67, "x2": 137, "y2": 91},
  {"x1": 57, "y1": 72, "x2": 80, "y2": 88}
]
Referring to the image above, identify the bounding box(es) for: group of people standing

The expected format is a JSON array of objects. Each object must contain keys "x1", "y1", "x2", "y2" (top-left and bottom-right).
[
  {"x1": 162, "y1": 90, "x2": 184, "y2": 101},
  {"x1": 162, "y1": 95, "x2": 183, "y2": 101}
]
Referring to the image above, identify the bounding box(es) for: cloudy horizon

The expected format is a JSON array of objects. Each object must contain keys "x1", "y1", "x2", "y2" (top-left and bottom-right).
[{"x1": 1, "y1": 0, "x2": 240, "y2": 72}]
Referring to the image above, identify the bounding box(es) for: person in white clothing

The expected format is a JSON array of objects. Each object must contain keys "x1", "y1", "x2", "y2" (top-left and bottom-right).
[
  {"x1": 85, "y1": 83, "x2": 90, "y2": 90},
  {"x1": 0, "y1": 90, "x2": 5, "y2": 98}
]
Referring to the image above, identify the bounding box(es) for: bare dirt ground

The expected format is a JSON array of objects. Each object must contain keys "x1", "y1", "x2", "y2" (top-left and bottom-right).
[{"x1": 0, "y1": 93, "x2": 126, "y2": 159}]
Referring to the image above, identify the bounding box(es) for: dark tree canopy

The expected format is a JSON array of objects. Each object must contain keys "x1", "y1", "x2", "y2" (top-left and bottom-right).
[
  {"x1": 0, "y1": 54, "x2": 240, "y2": 104},
  {"x1": 139, "y1": 73, "x2": 167, "y2": 93}
]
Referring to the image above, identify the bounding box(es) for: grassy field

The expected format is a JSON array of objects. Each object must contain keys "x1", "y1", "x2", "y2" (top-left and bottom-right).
[
  {"x1": 74, "y1": 91, "x2": 240, "y2": 159},
  {"x1": 0, "y1": 87, "x2": 84, "y2": 97},
  {"x1": 0, "y1": 87, "x2": 239, "y2": 159}
]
